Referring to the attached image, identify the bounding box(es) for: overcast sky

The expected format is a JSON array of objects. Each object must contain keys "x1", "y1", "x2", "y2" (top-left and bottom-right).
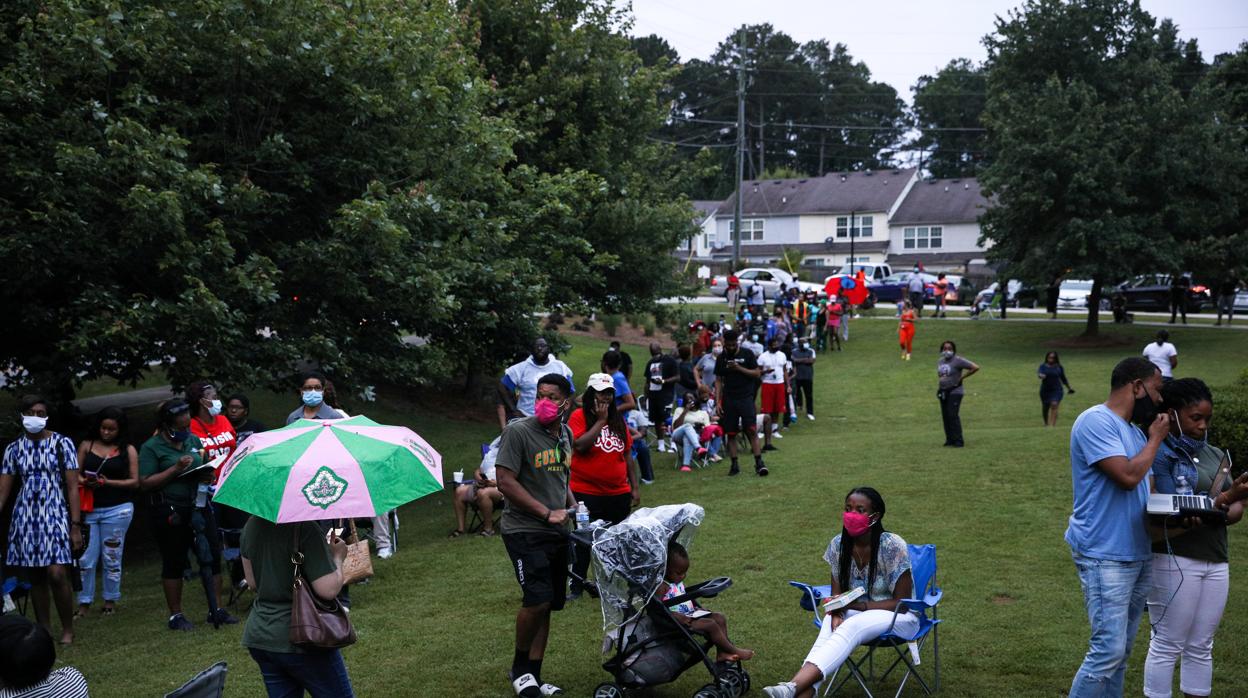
[{"x1": 628, "y1": 0, "x2": 1247, "y2": 102}]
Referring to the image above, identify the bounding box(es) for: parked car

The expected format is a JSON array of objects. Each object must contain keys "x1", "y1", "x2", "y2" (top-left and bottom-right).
[
  {"x1": 1236, "y1": 288, "x2": 1248, "y2": 313},
  {"x1": 708, "y1": 267, "x2": 821, "y2": 300},
  {"x1": 823, "y1": 263, "x2": 893, "y2": 285},
  {"x1": 1056, "y1": 279, "x2": 1097, "y2": 309},
  {"x1": 972, "y1": 280, "x2": 1039, "y2": 308},
  {"x1": 1115, "y1": 274, "x2": 1210, "y2": 313},
  {"x1": 868, "y1": 272, "x2": 964, "y2": 306}
]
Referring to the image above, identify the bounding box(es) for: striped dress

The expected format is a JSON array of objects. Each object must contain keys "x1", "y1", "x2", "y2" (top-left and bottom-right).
[
  {"x1": 2, "y1": 433, "x2": 78, "y2": 567},
  {"x1": 0, "y1": 667, "x2": 89, "y2": 697}
]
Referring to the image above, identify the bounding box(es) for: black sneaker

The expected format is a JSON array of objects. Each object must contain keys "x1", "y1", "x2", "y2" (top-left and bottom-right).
[
  {"x1": 728, "y1": 463, "x2": 740, "y2": 476},
  {"x1": 207, "y1": 609, "x2": 239, "y2": 626},
  {"x1": 755, "y1": 462, "x2": 769, "y2": 477},
  {"x1": 168, "y1": 613, "x2": 194, "y2": 632},
  {"x1": 762, "y1": 444, "x2": 778, "y2": 452}
]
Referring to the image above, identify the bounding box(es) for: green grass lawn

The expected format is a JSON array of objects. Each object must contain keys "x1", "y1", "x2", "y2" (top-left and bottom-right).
[{"x1": 50, "y1": 319, "x2": 1247, "y2": 697}]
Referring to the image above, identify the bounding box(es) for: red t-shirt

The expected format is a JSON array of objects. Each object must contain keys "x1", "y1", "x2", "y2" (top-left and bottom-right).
[
  {"x1": 191, "y1": 414, "x2": 238, "y2": 479},
  {"x1": 567, "y1": 409, "x2": 633, "y2": 496}
]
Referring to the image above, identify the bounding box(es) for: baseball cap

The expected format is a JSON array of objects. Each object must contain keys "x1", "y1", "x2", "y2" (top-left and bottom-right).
[{"x1": 586, "y1": 373, "x2": 614, "y2": 392}]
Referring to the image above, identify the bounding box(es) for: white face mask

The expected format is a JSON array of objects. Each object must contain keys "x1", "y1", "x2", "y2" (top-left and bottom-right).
[
  {"x1": 712, "y1": 346, "x2": 723, "y2": 356},
  {"x1": 208, "y1": 399, "x2": 223, "y2": 417},
  {"x1": 22, "y1": 415, "x2": 48, "y2": 434}
]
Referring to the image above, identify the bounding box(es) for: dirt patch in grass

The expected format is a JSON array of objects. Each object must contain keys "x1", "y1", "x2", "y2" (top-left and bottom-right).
[{"x1": 991, "y1": 593, "x2": 1017, "y2": 605}]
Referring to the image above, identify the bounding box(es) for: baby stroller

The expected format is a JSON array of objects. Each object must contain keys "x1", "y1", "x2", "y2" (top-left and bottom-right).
[{"x1": 579, "y1": 503, "x2": 751, "y2": 698}]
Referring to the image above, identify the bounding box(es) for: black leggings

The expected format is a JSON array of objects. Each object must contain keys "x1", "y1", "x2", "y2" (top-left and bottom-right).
[
  {"x1": 570, "y1": 492, "x2": 632, "y2": 591},
  {"x1": 150, "y1": 505, "x2": 222, "y2": 580}
]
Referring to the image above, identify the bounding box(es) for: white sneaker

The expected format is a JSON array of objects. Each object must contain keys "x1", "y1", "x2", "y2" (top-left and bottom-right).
[
  {"x1": 773, "y1": 431, "x2": 783, "y2": 439},
  {"x1": 656, "y1": 442, "x2": 667, "y2": 453},
  {"x1": 807, "y1": 414, "x2": 815, "y2": 421},
  {"x1": 763, "y1": 683, "x2": 797, "y2": 698},
  {"x1": 512, "y1": 673, "x2": 541, "y2": 698},
  {"x1": 378, "y1": 548, "x2": 394, "y2": 560},
  {"x1": 539, "y1": 684, "x2": 563, "y2": 696}
]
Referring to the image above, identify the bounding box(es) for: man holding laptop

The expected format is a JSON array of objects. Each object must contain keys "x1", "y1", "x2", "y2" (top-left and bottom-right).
[{"x1": 1065, "y1": 357, "x2": 1169, "y2": 698}]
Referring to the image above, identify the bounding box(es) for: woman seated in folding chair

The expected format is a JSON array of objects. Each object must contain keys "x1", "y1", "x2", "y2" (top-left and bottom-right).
[{"x1": 765, "y1": 487, "x2": 916, "y2": 698}]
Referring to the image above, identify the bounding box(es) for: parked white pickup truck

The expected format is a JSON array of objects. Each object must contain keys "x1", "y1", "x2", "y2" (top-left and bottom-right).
[{"x1": 708, "y1": 267, "x2": 822, "y2": 300}]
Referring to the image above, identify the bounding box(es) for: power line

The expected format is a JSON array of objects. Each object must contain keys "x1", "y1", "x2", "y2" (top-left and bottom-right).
[{"x1": 749, "y1": 119, "x2": 985, "y2": 133}]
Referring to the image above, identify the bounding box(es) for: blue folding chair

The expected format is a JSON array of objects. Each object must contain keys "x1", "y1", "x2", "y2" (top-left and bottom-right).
[
  {"x1": 788, "y1": 544, "x2": 942, "y2": 697},
  {"x1": 2, "y1": 576, "x2": 32, "y2": 616}
]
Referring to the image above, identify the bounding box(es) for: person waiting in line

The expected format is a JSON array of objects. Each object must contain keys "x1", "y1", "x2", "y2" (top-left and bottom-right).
[
  {"x1": 644, "y1": 343, "x2": 679, "y2": 453},
  {"x1": 0, "y1": 396, "x2": 83, "y2": 646},
  {"x1": 1143, "y1": 378, "x2": 1243, "y2": 698},
  {"x1": 449, "y1": 441, "x2": 505, "y2": 539},
  {"x1": 741, "y1": 333, "x2": 765, "y2": 357},
  {"x1": 714, "y1": 328, "x2": 768, "y2": 477},
  {"x1": 608, "y1": 341, "x2": 634, "y2": 382},
  {"x1": 497, "y1": 338, "x2": 576, "y2": 430},
  {"x1": 825, "y1": 296, "x2": 843, "y2": 351},
  {"x1": 726, "y1": 272, "x2": 742, "y2": 312},
  {"x1": 496, "y1": 374, "x2": 577, "y2": 698},
  {"x1": 74, "y1": 406, "x2": 139, "y2": 619},
  {"x1": 1038, "y1": 352, "x2": 1076, "y2": 427},
  {"x1": 790, "y1": 336, "x2": 816, "y2": 421},
  {"x1": 814, "y1": 301, "x2": 828, "y2": 351},
  {"x1": 1168, "y1": 273, "x2": 1191, "y2": 325},
  {"x1": 225, "y1": 393, "x2": 267, "y2": 444},
  {"x1": 676, "y1": 344, "x2": 699, "y2": 395},
  {"x1": 286, "y1": 371, "x2": 345, "y2": 424},
  {"x1": 695, "y1": 337, "x2": 723, "y2": 395},
  {"x1": 907, "y1": 273, "x2": 926, "y2": 318},
  {"x1": 897, "y1": 300, "x2": 917, "y2": 361},
  {"x1": 671, "y1": 391, "x2": 720, "y2": 471},
  {"x1": 241, "y1": 516, "x2": 354, "y2": 698},
  {"x1": 601, "y1": 350, "x2": 637, "y2": 414},
  {"x1": 936, "y1": 340, "x2": 979, "y2": 448},
  {"x1": 1214, "y1": 276, "x2": 1237, "y2": 326},
  {"x1": 0, "y1": 615, "x2": 89, "y2": 697},
  {"x1": 1142, "y1": 330, "x2": 1178, "y2": 384},
  {"x1": 625, "y1": 407, "x2": 654, "y2": 485},
  {"x1": 1065, "y1": 357, "x2": 1168, "y2": 698},
  {"x1": 1046, "y1": 276, "x2": 1061, "y2": 320},
  {"x1": 187, "y1": 381, "x2": 244, "y2": 617},
  {"x1": 139, "y1": 399, "x2": 229, "y2": 631},
  {"x1": 763, "y1": 487, "x2": 915, "y2": 698},
  {"x1": 567, "y1": 373, "x2": 639, "y2": 600},
  {"x1": 758, "y1": 338, "x2": 788, "y2": 453},
  {"x1": 933, "y1": 273, "x2": 950, "y2": 318}
]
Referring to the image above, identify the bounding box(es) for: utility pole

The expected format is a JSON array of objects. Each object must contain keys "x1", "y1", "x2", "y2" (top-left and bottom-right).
[
  {"x1": 732, "y1": 28, "x2": 746, "y2": 272},
  {"x1": 849, "y1": 210, "x2": 856, "y2": 274}
]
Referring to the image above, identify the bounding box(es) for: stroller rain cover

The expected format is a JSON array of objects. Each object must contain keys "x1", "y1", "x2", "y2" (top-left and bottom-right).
[{"x1": 590, "y1": 503, "x2": 705, "y2": 633}]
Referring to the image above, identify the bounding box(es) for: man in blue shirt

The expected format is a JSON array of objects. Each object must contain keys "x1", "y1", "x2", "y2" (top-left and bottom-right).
[
  {"x1": 600, "y1": 350, "x2": 636, "y2": 414},
  {"x1": 497, "y1": 338, "x2": 575, "y2": 430},
  {"x1": 1066, "y1": 357, "x2": 1169, "y2": 698}
]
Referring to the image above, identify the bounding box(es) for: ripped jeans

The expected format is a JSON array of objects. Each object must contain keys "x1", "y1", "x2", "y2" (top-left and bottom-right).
[{"x1": 78, "y1": 502, "x2": 134, "y2": 604}]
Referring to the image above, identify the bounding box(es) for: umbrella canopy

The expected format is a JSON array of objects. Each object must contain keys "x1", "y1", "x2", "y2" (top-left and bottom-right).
[{"x1": 213, "y1": 415, "x2": 443, "y2": 523}]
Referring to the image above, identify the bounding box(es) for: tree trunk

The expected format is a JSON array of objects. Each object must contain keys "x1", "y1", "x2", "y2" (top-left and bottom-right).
[{"x1": 1083, "y1": 274, "x2": 1104, "y2": 337}]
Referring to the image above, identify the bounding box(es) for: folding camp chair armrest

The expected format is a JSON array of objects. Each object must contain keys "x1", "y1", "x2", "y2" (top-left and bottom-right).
[
  {"x1": 899, "y1": 589, "x2": 941, "y2": 612},
  {"x1": 788, "y1": 581, "x2": 830, "y2": 628}
]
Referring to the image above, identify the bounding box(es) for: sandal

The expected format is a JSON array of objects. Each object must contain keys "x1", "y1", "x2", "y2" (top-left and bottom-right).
[
  {"x1": 448, "y1": 529, "x2": 465, "y2": 539},
  {"x1": 477, "y1": 529, "x2": 497, "y2": 538}
]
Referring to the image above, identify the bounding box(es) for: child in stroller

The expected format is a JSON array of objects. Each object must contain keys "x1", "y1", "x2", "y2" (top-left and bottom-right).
[
  {"x1": 661, "y1": 542, "x2": 753, "y2": 662},
  {"x1": 588, "y1": 503, "x2": 751, "y2": 698}
]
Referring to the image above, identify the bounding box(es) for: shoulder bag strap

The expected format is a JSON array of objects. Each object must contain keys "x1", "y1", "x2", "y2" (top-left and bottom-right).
[{"x1": 291, "y1": 526, "x2": 304, "y2": 581}]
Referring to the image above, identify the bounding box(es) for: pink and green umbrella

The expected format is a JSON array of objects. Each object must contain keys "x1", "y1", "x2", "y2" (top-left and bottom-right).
[{"x1": 213, "y1": 415, "x2": 443, "y2": 523}]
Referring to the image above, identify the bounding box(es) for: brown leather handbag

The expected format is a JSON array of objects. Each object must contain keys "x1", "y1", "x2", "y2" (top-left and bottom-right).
[
  {"x1": 288, "y1": 527, "x2": 357, "y2": 649},
  {"x1": 339, "y1": 519, "x2": 373, "y2": 586}
]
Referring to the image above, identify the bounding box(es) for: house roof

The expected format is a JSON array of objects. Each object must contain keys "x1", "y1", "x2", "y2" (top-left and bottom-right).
[
  {"x1": 716, "y1": 169, "x2": 917, "y2": 217},
  {"x1": 889, "y1": 251, "x2": 988, "y2": 265},
  {"x1": 709, "y1": 241, "x2": 889, "y2": 258},
  {"x1": 691, "y1": 200, "x2": 723, "y2": 219},
  {"x1": 891, "y1": 178, "x2": 991, "y2": 225}
]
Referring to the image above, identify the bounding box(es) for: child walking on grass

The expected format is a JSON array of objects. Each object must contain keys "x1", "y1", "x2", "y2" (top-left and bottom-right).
[{"x1": 660, "y1": 542, "x2": 753, "y2": 662}]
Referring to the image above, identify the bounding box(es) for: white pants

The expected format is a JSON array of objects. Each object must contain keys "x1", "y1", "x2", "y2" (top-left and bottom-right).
[
  {"x1": 372, "y1": 511, "x2": 396, "y2": 554},
  {"x1": 803, "y1": 609, "x2": 919, "y2": 681},
  {"x1": 1144, "y1": 554, "x2": 1229, "y2": 698}
]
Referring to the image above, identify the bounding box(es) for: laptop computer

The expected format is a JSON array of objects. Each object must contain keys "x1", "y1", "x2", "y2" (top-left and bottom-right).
[{"x1": 1146, "y1": 452, "x2": 1231, "y2": 523}]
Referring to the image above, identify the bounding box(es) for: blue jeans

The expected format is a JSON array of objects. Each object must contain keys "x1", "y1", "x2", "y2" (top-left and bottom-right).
[
  {"x1": 1069, "y1": 552, "x2": 1151, "y2": 698},
  {"x1": 78, "y1": 503, "x2": 134, "y2": 604},
  {"x1": 632, "y1": 439, "x2": 654, "y2": 481},
  {"x1": 249, "y1": 647, "x2": 354, "y2": 698}
]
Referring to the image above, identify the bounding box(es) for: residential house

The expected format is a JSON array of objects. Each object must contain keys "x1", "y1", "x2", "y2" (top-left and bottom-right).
[
  {"x1": 888, "y1": 177, "x2": 993, "y2": 275},
  {"x1": 677, "y1": 200, "x2": 722, "y2": 261},
  {"x1": 708, "y1": 169, "x2": 918, "y2": 268}
]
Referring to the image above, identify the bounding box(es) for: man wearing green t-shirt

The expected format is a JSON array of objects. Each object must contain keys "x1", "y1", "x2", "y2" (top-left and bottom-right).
[{"x1": 496, "y1": 373, "x2": 576, "y2": 698}]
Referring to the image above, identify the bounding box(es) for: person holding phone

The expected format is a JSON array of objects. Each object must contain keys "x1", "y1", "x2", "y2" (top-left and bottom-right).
[
  {"x1": 0, "y1": 395, "x2": 83, "y2": 646},
  {"x1": 139, "y1": 399, "x2": 226, "y2": 631},
  {"x1": 714, "y1": 328, "x2": 768, "y2": 477},
  {"x1": 74, "y1": 406, "x2": 139, "y2": 618}
]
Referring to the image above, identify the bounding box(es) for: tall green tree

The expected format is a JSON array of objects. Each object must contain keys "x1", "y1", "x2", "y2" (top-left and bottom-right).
[
  {"x1": 978, "y1": 0, "x2": 1223, "y2": 336},
  {"x1": 911, "y1": 59, "x2": 988, "y2": 178},
  {"x1": 0, "y1": 0, "x2": 533, "y2": 401}
]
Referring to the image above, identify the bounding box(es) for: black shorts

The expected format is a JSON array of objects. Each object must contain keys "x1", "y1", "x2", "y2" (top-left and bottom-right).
[
  {"x1": 148, "y1": 504, "x2": 222, "y2": 580},
  {"x1": 503, "y1": 531, "x2": 569, "y2": 610},
  {"x1": 720, "y1": 397, "x2": 757, "y2": 436},
  {"x1": 647, "y1": 392, "x2": 672, "y2": 427}
]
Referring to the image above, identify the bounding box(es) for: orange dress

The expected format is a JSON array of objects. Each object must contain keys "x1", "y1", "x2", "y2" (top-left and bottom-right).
[{"x1": 898, "y1": 310, "x2": 916, "y2": 352}]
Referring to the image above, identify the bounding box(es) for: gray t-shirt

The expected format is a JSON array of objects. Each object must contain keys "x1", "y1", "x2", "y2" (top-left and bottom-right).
[
  {"x1": 791, "y1": 346, "x2": 815, "y2": 380},
  {"x1": 696, "y1": 352, "x2": 718, "y2": 390},
  {"x1": 937, "y1": 355, "x2": 974, "y2": 394},
  {"x1": 496, "y1": 416, "x2": 573, "y2": 535}
]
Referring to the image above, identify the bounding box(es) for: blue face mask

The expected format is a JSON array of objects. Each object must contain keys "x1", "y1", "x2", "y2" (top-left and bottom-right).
[
  {"x1": 168, "y1": 429, "x2": 191, "y2": 442},
  {"x1": 1172, "y1": 410, "x2": 1207, "y2": 454},
  {"x1": 302, "y1": 390, "x2": 324, "y2": 407}
]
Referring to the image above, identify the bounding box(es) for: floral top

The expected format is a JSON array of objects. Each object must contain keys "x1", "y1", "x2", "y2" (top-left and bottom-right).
[{"x1": 823, "y1": 531, "x2": 912, "y2": 602}]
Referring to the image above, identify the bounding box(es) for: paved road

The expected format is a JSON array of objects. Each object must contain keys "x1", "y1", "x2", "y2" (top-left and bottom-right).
[{"x1": 72, "y1": 386, "x2": 181, "y2": 413}]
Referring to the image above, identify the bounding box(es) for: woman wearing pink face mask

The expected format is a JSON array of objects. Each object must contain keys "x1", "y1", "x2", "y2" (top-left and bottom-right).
[{"x1": 764, "y1": 487, "x2": 916, "y2": 698}]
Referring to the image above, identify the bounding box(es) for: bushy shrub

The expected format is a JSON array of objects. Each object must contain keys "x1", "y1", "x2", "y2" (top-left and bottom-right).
[
  {"x1": 1218, "y1": 369, "x2": 1248, "y2": 475},
  {"x1": 602, "y1": 314, "x2": 623, "y2": 337}
]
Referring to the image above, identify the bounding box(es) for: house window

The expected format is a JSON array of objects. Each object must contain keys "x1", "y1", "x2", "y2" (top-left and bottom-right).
[
  {"x1": 836, "y1": 215, "x2": 873, "y2": 238},
  {"x1": 728, "y1": 219, "x2": 764, "y2": 242},
  {"x1": 903, "y1": 226, "x2": 943, "y2": 250},
  {"x1": 844, "y1": 256, "x2": 870, "y2": 264},
  {"x1": 702, "y1": 230, "x2": 715, "y2": 249}
]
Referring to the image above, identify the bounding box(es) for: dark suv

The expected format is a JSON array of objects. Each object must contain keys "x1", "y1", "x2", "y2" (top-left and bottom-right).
[{"x1": 1114, "y1": 274, "x2": 1210, "y2": 313}]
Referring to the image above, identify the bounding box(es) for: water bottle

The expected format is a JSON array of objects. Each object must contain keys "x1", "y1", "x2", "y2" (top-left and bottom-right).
[
  {"x1": 1175, "y1": 474, "x2": 1193, "y2": 496},
  {"x1": 575, "y1": 502, "x2": 590, "y2": 530}
]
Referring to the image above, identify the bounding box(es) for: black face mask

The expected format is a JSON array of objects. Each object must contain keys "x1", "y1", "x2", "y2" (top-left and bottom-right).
[{"x1": 1130, "y1": 385, "x2": 1158, "y2": 427}]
